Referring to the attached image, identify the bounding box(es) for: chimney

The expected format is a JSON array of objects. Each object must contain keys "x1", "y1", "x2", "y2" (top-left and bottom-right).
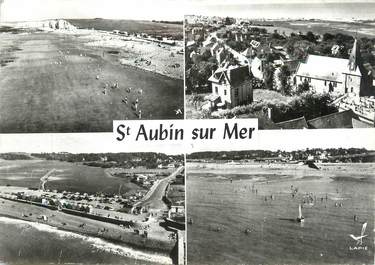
[{"x1": 267, "y1": 107, "x2": 272, "y2": 121}]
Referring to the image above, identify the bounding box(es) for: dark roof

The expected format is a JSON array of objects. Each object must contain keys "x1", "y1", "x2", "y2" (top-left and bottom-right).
[
  {"x1": 276, "y1": 116, "x2": 308, "y2": 129},
  {"x1": 283, "y1": 59, "x2": 303, "y2": 73},
  {"x1": 307, "y1": 109, "x2": 359, "y2": 129},
  {"x1": 363, "y1": 63, "x2": 375, "y2": 78},
  {"x1": 352, "y1": 118, "x2": 374, "y2": 128}
]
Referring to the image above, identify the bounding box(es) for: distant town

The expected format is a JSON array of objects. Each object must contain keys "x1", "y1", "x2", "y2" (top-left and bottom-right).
[
  {"x1": 187, "y1": 148, "x2": 375, "y2": 164},
  {"x1": 185, "y1": 15, "x2": 375, "y2": 129}
]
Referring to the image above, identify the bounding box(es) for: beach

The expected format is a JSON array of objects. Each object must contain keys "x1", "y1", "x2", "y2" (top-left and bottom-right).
[
  {"x1": 0, "y1": 22, "x2": 183, "y2": 133},
  {"x1": 187, "y1": 161, "x2": 374, "y2": 265}
]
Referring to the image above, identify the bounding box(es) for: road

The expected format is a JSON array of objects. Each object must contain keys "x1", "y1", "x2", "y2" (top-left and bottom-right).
[
  {"x1": 40, "y1": 168, "x2": 56, "y2": 191},
  {"x1": 137, "y1": 166, "x2": 184, "y2": 211}
]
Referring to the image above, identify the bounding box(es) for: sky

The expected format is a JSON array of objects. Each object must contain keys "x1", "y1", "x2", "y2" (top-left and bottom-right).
[
  {"x1": 1, "y1": 0, "x2": 374, "y2": 22},
  {"x1": 184, "y1": 0, "x2": 375, "y2": 20},
  {"x1": 0, "y1": 0, "x2": 184, "y2": 21}
]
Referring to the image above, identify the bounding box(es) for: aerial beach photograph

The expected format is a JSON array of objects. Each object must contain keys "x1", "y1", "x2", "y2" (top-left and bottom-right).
[
  {"x1": 0, "y1": 0, "x2": 184, "y2": 133},
  {"x1": 186, "y1": 147, "x2": 374, "y2": 265},
  {"x1": 185, "y1": 0, "x2": 375, "y2": 129},
  {"x1": 0, "y1": 151, "x2": 185, "y2": 265}
]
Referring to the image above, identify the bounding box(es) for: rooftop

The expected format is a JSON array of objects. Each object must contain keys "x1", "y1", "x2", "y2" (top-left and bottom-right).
[
  {"x1": 296, "y1": 55, "x2": 361, "y2": 82},
  {"x1": 307, "y1": 109, "x2": 359, "y2": 129},
  {"x1": 276, "y1": 116, "x2": 308, "y2": 129}
]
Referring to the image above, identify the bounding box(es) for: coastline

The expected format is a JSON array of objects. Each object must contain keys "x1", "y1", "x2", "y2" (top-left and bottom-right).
[{"x1": 0, "y1": 198, "x2": 174, "y2": 264}]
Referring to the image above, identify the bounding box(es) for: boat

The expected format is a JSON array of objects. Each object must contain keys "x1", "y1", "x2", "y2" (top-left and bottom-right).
[
  {"x1": 296, "y1": 204, "x2": 305, "y2": 222},
  {"x1": 244, "y1": 228, "x2": 251, "y2": 234}
]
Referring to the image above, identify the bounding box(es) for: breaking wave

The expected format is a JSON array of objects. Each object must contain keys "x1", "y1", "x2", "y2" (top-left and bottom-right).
[{"x1": 0, "y1": 217, "x2": 172, "y2": 264}]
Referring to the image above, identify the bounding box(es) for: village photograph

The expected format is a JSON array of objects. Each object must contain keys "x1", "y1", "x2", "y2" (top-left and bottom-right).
[
  {"x1": 185, "y1": 1, "x2": 375, "y2": 129},
  {"x1": 186, "y1": 147, "x2": 374, "y2": 265},
  {"x1": 0, "y1": 0, "x2": 184, "y2": 133},
  {"x1": 0, "y1": 152, "x2": 185, "y2": 265}
]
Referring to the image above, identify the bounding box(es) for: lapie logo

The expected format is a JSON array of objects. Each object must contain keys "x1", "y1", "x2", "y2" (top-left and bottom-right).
[{"x1": 349, "y1": 222, "x2": 368, "y2": 251}]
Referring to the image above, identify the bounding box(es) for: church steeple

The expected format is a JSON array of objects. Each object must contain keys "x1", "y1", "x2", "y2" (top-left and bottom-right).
[{"x1": 348, "y1": 38, "x2": 361, "y2": 71}]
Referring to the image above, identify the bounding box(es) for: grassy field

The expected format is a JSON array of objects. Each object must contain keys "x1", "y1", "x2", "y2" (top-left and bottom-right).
[
  {"x1": 67, "y1": 19, "x2": 183, "y2": 39},
  {"x1": 0, "y1": 29, "x2": 183, "y2": 133},
  {"x1": 253, "y1": 89, "x2": 295, "y2": 103}
]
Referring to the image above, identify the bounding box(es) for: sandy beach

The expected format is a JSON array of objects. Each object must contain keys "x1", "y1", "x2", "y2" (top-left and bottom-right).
[
  {"x1": 0, "y1": 22, "x2": 183, "y2": 133},
  {"x1": 187, "y1": 161, "x2": 374, "y2": 265}
]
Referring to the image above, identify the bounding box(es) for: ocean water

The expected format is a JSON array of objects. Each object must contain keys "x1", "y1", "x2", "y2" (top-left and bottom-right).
[
  {"x1": 0, "y1": 217, "x2": 169, "y2": 265},
  {"x1": 187, "y1": 163, "x2": 375, "y2": 265},
  {"x1": 190, "y1": 2, "x2": 375, "y2": 21}
]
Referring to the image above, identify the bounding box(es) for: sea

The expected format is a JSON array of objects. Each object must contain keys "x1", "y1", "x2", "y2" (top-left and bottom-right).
[
  {"x1": 190, "y1": 2, "x2": 375, "y2": 21},
  {"x1": 187, "y1": 162, "x2": 375, "y2": 265},
  {"x1": 0, "y1": 217, "x2": 169, "y2": 265}
]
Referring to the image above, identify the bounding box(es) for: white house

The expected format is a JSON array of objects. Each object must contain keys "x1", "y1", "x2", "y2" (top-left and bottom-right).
[
  {"x1": 208, "y1": 64, "x2": 253, "y2": 108},
  {"x1": 295, "y1": 39, "x2": 372, "y2": 97}
]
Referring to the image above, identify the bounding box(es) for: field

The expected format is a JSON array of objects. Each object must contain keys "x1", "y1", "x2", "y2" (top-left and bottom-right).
[
  {"x1": 187, "y1": 162, "x2": 374, "y2": 265},
  {"x1": 0, "y1": 159, "x2": 144, "y2": 195},
  {"x1": 0, "y1": 27, "x2": 183, "y2": 133}
]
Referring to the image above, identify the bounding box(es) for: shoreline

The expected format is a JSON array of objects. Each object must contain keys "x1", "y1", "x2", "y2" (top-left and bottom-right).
[
  {"x1": 62, "y1": 28, "x2": 184, "y2": 80},
  {"x1": 0, "y1": 198, "x2": 175, "y2": 263},
  {"x1": 0, "y1": 215, "x2": 172, "y2": 265},
  {"x1": 0, "y1": 22, "x2": 184, "y2": 80}
]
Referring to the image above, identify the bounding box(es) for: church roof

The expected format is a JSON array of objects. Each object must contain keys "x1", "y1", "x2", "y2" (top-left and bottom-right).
[{"x1": 296, "y1": 54, "x2": 361, "y2": 82}]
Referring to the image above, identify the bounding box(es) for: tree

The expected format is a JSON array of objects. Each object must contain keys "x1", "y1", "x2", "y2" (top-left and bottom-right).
[
  {"x1": 278, "y1": 65, "x2": 292, "y2": 95},
  {"x1": 263, "y1": 65, "x2": 275, "y2": 90},
  {"x1": 225, "y1": 17, "x2": 234, "y2": 25},
  {"x1": 323, "y1": 32, "x2": 335, "y2": 41},
  {"x1": 296, "y1": 80, "x2": 310, "y2": 94},
  {"x1": 306, "y1": 31, "x2": 317, "y2": 43}
]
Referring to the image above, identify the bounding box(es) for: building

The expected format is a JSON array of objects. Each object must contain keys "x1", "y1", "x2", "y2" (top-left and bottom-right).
[
  {"x1": 306, "y1": 109, "x2": 360, "y2": 129},
  {"x1": 276, "y1": 117, "x2": 308, "y2": 129},
  {"x1": 208, "y1": 64, "x2": 253, "y2": 108},
  {"x1": 295, "y1": 39, "x2": 374, "y2": 97}
]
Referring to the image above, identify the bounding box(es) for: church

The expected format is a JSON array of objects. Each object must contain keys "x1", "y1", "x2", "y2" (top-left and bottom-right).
[{"x1": 294, "y1": 39, "x2": 374, "y2": 97}]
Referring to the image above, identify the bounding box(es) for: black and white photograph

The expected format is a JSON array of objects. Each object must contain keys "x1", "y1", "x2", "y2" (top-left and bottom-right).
[
  {"x1": 185, "y1": 1, "x2": 375, "y2": 129},
  {"x1": 0, "y1": 0, "x2": 184, "y2": 133},
  {"x1": 0, "y1": 1, "x2": 374, "y2": 265},
  {"x1": 186, "y1": 145, "x2": 374, "y2": 265},
  {"x1": 0, "y1": 148, "x2": 185, "y2": 265}
]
